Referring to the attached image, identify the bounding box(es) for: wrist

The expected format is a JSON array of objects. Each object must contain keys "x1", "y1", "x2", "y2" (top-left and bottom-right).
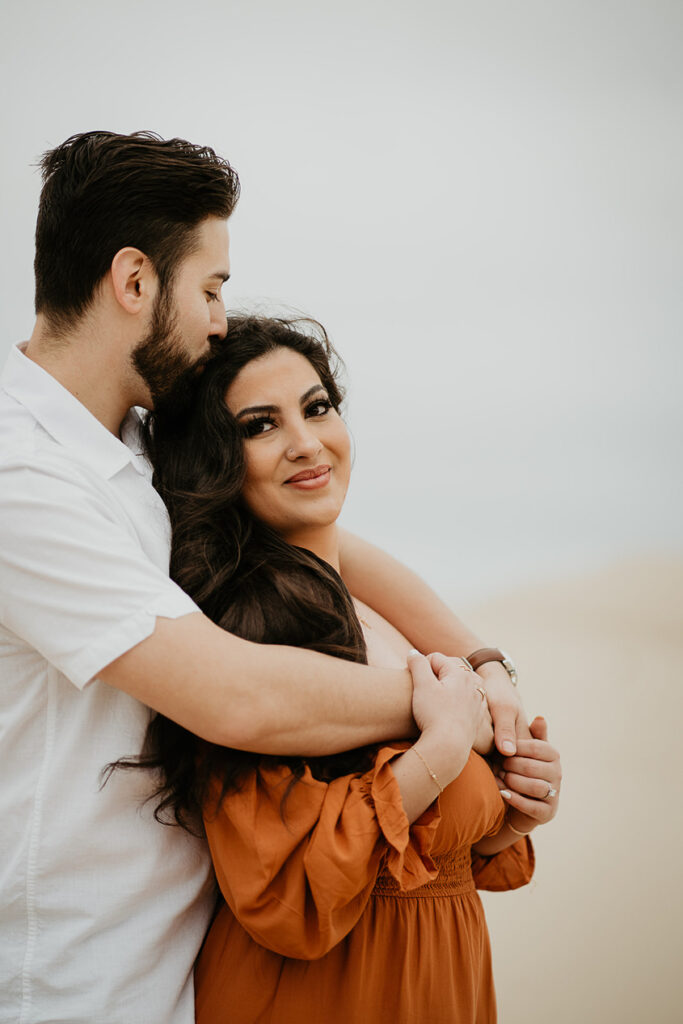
[
  {"x1": 505, "y1": 808, "x2": 536, "y2": 837},
  {"x1": 414, "y1": 730, "x2": 469, "y2": 790},
  {"x1": 467, "y1": 647, "x2": 518, "y2": 687}
]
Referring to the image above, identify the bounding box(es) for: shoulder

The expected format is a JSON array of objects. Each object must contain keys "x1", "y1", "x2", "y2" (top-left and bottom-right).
[
  {"x1": 0, "y1": 438, "x2": 114, "y2": 521},
  {"x1": 0, "y1": 394, "x2": 118, "y2": 507},
  {"x1": 0, "y1": 387, "x2": 42, "y2": 460},
  {"x1": 0, "y1": 391, "x2": 79, "y2": 474}
]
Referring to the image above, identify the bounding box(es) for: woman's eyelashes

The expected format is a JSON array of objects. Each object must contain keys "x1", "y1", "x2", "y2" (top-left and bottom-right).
[
  {"x1": 305, "y1": 397, "x2": 333, "y2": 418},
  {"x1": 242, "y1": 415, "x2": 275, "y2": 437},
  {"x1": 240, "y1": 398, "x2": 333, "y2": 439}
]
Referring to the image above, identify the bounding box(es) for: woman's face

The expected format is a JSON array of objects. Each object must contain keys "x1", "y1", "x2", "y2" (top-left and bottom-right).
[{"x1": 225, "y1": 346, "x2": 351, "y2": 542}]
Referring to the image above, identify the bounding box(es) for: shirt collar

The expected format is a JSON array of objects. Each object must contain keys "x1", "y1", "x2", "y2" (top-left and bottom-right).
[{"x1": 1, "y1": 342, "x2": 149, "y2": 479}]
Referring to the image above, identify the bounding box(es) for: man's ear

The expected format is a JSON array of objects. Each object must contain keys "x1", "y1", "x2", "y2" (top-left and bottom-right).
[{"x1": 110, "y1": 248, "x2": 156, "y2": 314}]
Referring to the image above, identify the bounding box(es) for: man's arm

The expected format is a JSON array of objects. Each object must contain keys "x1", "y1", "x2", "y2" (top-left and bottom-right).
[
  {"x1": 100, "y1": 611, "x2": 416, "y2": 753},
  {"x1": 0, "y1": 457, "x2": 418, "y2": 756},
  {"x1": 338, "y1": 529, "x2": 530, "y2": 755}
]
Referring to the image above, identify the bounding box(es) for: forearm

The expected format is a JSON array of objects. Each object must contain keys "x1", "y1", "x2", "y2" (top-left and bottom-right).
[
  {"x1": 101, "y1": 611, "x2": 415, "y2": 753},
  {"x1": 339, "y1": 531, "x2": 530, "y2": 754},
  {"x1": 472, "y1": 820, "x2": 533, "y2": 857},
  {"x1": 338, "y1": 529, "x2": 482, "y2": 655},
  {"x1": 233, "y1": 641, "x2": 416, "y2": 755},
  {"x1": 391, "y1": 728, "x2": 470, "y2": 823}
]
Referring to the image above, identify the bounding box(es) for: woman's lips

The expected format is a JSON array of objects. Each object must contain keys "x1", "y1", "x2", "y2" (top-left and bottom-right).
[{"x1": 284, "y1": 465, "x2": 332, "y2": 490}]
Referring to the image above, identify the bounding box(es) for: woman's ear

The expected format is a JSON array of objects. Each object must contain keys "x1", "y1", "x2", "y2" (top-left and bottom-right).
[{"x1": 109, "y1": 247, "x2": 156, "y2": 315}]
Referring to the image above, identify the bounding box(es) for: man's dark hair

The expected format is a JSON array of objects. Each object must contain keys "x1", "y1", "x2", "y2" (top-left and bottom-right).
[{"x1": 34, "y1": 130, "x2": 240, "y2": 333}]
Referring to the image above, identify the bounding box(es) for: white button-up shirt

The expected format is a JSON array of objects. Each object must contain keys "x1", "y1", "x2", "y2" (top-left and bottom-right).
[{"x1": 0, "y1": 344, "x2": 214, "y2": 1024}]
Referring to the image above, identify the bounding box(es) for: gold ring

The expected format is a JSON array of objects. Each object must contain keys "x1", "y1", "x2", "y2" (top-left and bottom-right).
[
  {"x1": 460, "y1": 657, "x2": 474, "y2": 671},
  {"x1": 475, "y1": 685, "x2": 487, "y2": 701}
]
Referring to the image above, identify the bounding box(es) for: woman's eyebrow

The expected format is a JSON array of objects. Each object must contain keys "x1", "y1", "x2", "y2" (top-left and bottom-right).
[
  {"x1": 300, "y1": 385, "x2": 327, "y2": 404},
  {"x1": 234, "y1": 403, "x2": 278, "y2": 419},
  {"x1": 234, "y1": 385, "x2": 327, "y2": 420}
]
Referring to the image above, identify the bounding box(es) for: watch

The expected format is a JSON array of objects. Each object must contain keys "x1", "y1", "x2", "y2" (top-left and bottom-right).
[{"x1": 466, "y1": 647, "x2": 518, "y2": 686}]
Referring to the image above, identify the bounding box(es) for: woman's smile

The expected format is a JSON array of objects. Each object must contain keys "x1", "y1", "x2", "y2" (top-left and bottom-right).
[
  {"x1": 224, "y1": 346, "x2": 351, "y2": 544},
  {"x1": 284, "y1": 465, "x2": 332, "y2": 489}
]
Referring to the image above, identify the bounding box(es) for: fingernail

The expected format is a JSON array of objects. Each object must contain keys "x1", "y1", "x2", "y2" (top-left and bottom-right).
[
  {"x1": 500, "y1": 790, "x2": 512, "y2": 799},
  {"x1": 502, "y1": 741, "x2": 515, "y2": 755}
]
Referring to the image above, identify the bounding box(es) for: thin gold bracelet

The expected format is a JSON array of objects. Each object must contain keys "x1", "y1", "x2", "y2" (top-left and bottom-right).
[{"x1": 411, "y1": 747, "x2": 444, "y2": 794}]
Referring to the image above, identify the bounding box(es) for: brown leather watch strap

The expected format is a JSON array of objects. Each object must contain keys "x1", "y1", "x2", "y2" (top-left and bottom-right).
[
  {"x1": 466, "y1": 648, "x2": 506, "y2": 672},
  {"x1": 466, "y1": 647, "x2": 517, "y2": 685}
]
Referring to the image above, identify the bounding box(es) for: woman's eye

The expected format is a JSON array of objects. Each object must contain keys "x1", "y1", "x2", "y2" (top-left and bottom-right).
[
  {"x1": 206, "y1": 291, "x2": 219, "y2": 302},
  {"x1": 306, "y1": 399, "x2": 332, "y2": 418},
  {"x1": 242, "y1": 417, "x2": 275, "y2": 438}
]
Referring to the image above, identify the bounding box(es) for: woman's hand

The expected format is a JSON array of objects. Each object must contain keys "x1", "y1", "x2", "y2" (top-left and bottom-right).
[
  {"x1": 498, "y1": 716, "x2": 562, "y2": 833},
  {"x1": 410, "y1": 651, "x2": 488, "y2": 752},
  {"x1": 473, "y1": 701, "x2": 494, "y2": 755},
  {"x1": 391, "y1": 651, "x2": 488, "y2": 823}
]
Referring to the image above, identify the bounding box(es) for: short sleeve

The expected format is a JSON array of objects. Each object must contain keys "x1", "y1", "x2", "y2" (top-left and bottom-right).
[
  {"x1": 0, "y1": 454, "x2": 198, "y2": 688},
  {"x1": 203, "y1": 747, "x2": 441, "y2": 960},
  {"x1": 471, "y1": 836, "x2": 535, "y2": 891}
]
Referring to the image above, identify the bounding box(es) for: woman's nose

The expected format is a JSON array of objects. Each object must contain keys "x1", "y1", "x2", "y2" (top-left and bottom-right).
[{"x1": 285, "y1": 425, "x2": 323, "y2": 460}]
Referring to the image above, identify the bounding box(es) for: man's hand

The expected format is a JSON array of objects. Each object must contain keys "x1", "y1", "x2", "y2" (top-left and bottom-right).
[{"x1": 476, "y1": 661, "x2": 530, "y2": 756}]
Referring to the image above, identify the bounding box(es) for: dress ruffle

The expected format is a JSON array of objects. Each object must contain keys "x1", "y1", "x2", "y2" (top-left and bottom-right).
[{"x1": 203, "y1": 745, "x2": 444, "y2": 960}]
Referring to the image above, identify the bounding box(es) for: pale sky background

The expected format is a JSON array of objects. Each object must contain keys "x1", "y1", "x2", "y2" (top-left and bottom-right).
[
  {"x1": 1, "y1": 0, "x2": 681, "y2": 601},
  {"x1": 2, "y1": 6, "x2": 682, "y2": 1022}
]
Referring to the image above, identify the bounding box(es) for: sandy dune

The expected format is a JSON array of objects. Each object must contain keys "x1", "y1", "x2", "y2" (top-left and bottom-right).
[{"x1": 454, "y1": 556, "x2": 683, "y2": 1024}]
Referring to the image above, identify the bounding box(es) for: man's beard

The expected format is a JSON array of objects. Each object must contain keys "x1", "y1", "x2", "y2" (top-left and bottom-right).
[{"x1": 131, "y1": 287, "x2": 213, "y2": 414}]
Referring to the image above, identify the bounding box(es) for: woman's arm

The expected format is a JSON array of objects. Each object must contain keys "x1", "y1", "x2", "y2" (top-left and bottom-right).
[
  {"x1": 203, "y1": 653, "x2": 485, "y2": 960},
  {"x1": 204, "y1": 747, "x2": 437, "y2": 960},
  {"x1": 390, "y1": 651, "x2": 486, "y2": 820},
  {"x1": 472, "y1": 717, "x2": 561, "y2": 855},
  {"x1": 338, "y1": 529, "x2": 529, "y2": 755}
]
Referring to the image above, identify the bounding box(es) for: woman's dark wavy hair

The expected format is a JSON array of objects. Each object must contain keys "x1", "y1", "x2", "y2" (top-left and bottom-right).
[{"x1": 110, "y1": 315, "x2": 375, "y2": 832}]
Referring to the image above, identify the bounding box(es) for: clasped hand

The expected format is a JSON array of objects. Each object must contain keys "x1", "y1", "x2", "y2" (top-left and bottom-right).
[
  {"x1": 497, "y1": 715, "x2": 562, "y2": 832},
  {"x1": 408, "y1": 650, "x2": 489, "y2": 754},
  {"x1": 407, "y1": 653, "x2": 562, "y2": 837}
]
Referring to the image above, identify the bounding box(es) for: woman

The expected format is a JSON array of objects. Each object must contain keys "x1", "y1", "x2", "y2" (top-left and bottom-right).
[{"x1": 139, "y1": 316, "x2": 561, "y2": 1023}]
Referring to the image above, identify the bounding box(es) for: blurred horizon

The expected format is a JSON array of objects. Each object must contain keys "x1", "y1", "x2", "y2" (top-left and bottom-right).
[
  {"x1": 1, "y1": 5, "x2": 682, "y2": 1019},
  {"x1": 2, "y1": 0, "x2": 681, "y2": 600}
]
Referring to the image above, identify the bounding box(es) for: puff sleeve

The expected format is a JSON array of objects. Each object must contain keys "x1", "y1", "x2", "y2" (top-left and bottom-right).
[
  {"x1": 471, "y1": 835, "x2": 535, "y2": 891},
  {"x1": 203, "y1": 746, "x2": 441, "y2": 960}
]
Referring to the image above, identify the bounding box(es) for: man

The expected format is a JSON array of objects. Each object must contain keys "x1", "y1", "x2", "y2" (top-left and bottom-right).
[{"x1": 0, "y1": 131, "x2": 527, "y2": 1023}]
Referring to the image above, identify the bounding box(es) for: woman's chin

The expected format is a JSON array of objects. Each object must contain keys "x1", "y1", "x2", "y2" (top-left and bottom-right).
[{"x1": 279, "y1": 517, "x2": 341, "y2": 552}]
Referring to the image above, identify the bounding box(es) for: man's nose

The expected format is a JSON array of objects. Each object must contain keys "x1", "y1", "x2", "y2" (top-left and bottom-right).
[{"x1": 211, "y1": 300, "x2": 228, "y2": 341}]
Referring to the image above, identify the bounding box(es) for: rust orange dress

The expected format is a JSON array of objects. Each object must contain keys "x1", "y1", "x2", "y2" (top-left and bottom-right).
[{"x1": 195, "y1": 745, "x2": 534, "y2": 1024}]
